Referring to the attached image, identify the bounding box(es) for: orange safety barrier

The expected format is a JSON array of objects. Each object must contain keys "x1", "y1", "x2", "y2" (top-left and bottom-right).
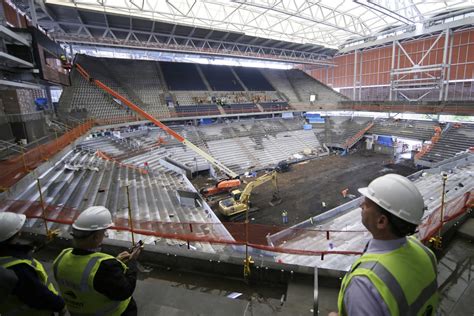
[
  {"x1": 1, "y1": 199, "x2": 367, "y2": 256},
  {"x1": 3, "y1": 191, "x2": 471, "y2": 256},
  {"x1": 0, "y1": 120, "x2": 94, "y2": 191},
  {"x1": 418, "y1": 190, "x2": 473, "y2": 242}
]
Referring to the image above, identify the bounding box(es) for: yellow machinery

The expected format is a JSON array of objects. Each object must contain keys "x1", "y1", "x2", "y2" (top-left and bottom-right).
[{"x1": 218, "y1": 171, "x2": 282, "y2": 217}]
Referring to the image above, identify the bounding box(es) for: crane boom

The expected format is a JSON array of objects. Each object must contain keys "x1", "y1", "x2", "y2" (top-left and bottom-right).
[{"x1": 75, "y1": 63, "x2": 239, "y2": 179}]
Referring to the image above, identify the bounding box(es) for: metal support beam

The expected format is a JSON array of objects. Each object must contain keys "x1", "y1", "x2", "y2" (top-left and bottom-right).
[
  {"x1": 389, "y1": 30, "x2": 451, "y2": 102},
  {"x1": 389, "y1": 40, "x2": 396, "y2": 101},
  {"x1": 359, "y1": 50, "x2": 363, "y2": 101},
  {"x1": 28, "y1": 0, "x2": 37, "y2": 27},
  {"x1": 444, "y1": 30, "x2": 454, "y2": 102},
  {"x1": 353, "y1": 50, "x2": 357, "y2": 100},
  {"x1": 53, "y1": 28, "x2": 334, "y2": 65},
  {"x1": 340, "y1": 16, "x2": 474, "y2": 53},
  {"x1": 439, "y1": 29, "x2": 450, "y2": 101}
]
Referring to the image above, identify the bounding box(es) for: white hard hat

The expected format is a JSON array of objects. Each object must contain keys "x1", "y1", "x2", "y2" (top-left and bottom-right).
[
  {"x1": 0, "y1": 212, "x2": 26, "y2": 242},
  {"x1": 358, "y1": 174, "x2": 425, "y2": 225},
  {"x1": 72, "y1": 206, "x2": 113, "y2": 231}
]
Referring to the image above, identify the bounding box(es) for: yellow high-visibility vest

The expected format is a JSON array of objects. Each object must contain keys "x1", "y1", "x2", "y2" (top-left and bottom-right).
[
  {"x1": 0, "y1": 256, "x2": 59, "y2": 316},
  {"x1": 338, "y1": 237, "x2": 438, "y2": 316},
  {"x1": 53, "y1": 248, "x2": 131, "y2": 316}
]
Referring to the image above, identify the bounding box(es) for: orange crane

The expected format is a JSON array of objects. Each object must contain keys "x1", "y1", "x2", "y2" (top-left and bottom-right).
[
  {"x1": 200, "y1": 179, "x2": 241, "y2": 197},
  {"x1": 75, "y1": 63, "x2": 239, "y2": 179}
]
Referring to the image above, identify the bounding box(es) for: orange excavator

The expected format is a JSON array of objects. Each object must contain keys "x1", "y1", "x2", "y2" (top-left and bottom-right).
[{"x1": 200, "y1": 179, "x2": 241, "y2": 197}]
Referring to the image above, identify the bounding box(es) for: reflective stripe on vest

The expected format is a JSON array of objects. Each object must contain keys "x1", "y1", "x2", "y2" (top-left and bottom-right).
[
  {"x1": 338, "y1": 237, "x2": 438, "y2": 316},
  {"x1": 53, "y1": 248, "x2": 131, "y2": 316},
  {"x1": 0, "y1": 256, "x2": 58, "y2": 316},
  {"x1": 356, "y1": 260, "x2": 438, "y2": 316}
]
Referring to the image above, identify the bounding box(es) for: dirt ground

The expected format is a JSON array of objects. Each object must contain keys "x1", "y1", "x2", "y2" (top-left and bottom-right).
[{"x1": 193, "y1": 150, "x2": 417, "y2": 226}]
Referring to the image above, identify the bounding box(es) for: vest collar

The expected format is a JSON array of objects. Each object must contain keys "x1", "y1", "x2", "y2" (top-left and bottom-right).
[{"x1": 366, "y1": 237, "x2": 407, "y2": 254}]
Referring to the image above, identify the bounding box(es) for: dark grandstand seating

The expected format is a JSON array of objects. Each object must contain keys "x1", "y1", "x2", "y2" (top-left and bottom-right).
[
  {"x1": 233, "y1": 67, "x2": 274, "y2": 91},
  {"x1": 260, "y1": 102, "x2": 290, "y2": 112},
  {"x1": 175, "y1": 104, "x2": 220, "y2": 116},
  {"x1": 224, "y1": 103, "x2": 260, "y2": 114},
  {"x1": 160, "y1": 62, "x2": 207, "y2": 91},
  {"x1": 370, "y1": 119, "x2": 438, "y2": 141},
  {"x1": 420, "y1": 123, "x2": 474, "y2": 164},
  {"x1": 199, "y1": 65, "x2": 244, "y2": 91}
]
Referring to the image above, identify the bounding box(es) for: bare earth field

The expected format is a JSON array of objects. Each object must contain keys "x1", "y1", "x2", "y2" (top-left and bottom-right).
[{"x1": 195, "y1": 151, "x2": 417, "y2": 227}]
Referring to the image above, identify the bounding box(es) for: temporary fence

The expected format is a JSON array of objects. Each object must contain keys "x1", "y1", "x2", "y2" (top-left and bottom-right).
[
  {"x1": 0, "y1": 120, "x2": 94, "y2": 191},
  {"x1": 1, "y1": 199, "x2": 366, "y2": 257},
  {"x1": 418, "y1": 190, "x2": 474, "y2": 242},
  {"x1": 1, "y1": 190, "x2": 472, "y2": 257}
]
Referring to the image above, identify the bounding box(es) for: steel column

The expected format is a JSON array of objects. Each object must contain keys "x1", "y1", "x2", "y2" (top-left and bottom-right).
[
  {"x1": 439, "y1": 29, "x2": 450, "y2": 101},
  {"x1": 389, "y1": 40, "x2": 396, "y2": 101},
  {"x1": 353, "y1": 50, "x2": 358, "y2": 100}
]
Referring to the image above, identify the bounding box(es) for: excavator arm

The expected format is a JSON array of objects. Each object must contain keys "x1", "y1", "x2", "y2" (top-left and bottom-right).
[{"x1": 239, "y1": 171, "x2": 279, "y2": 205}]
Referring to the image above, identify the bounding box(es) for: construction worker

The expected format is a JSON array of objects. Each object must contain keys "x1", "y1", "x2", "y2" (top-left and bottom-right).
[
  {"x1": 53, "y1": 206, "x2": 142, "y2": 316},
  {"x1": 281, "y1": 210, "x2": 288, "y2": 224},
  {"x1": 0, "y1": 212, "x2": 65, "y2": 315},
  {"x1": 332, "y1": 174, "x2": 438, "y2": 316}
]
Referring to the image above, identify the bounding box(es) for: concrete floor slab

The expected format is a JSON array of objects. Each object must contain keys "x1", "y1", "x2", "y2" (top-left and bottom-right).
[{"x1": 457, "y1": 218, "x2": 474, "y2": 240}]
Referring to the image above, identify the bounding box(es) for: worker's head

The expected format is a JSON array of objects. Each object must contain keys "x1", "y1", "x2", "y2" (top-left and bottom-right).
[
  {"x1": 358, "y1": 174, "x2": 424, "y2": 239},
  {"x1": 0, "y1": 212, "x2": 26, "y2": 244},
  {"x1": 71, "y1": 206, "x2": 113, "y2": 249}
]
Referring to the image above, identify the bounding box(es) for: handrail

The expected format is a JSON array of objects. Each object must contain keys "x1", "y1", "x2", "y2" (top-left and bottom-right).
[
  {"x1": 343, "y1": 122, "x2": 374, "y2": 149},
  {"x1": 415, "y1": 126, "x2": 442, "y2": 160}
]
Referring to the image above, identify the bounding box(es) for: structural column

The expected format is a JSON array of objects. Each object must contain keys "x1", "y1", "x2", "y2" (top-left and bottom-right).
[
  {"x1": 389, "y1": 41, "x2": 396, "y2": 101},
  {"x1": 353, "y1": 50, "x2": 357, "y2": 101}
]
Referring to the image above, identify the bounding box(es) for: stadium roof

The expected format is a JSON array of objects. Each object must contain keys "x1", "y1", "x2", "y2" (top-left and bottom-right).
[{"x1": 13, "y1": 0, "x2": 474, "y2": 64}]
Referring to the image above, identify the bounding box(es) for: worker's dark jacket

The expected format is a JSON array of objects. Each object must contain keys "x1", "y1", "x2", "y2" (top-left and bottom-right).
[{"x1": 0, "y1": 244, "x2": 65, "y2": 313}]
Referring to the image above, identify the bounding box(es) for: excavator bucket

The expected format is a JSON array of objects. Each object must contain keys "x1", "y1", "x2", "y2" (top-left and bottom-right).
[{"x1": 269, "y1": 193, "x2": 282, "y2": 206}]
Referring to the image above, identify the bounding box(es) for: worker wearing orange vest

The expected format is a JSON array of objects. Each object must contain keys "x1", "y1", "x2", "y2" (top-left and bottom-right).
[{"x1": 330, "y1": 174, "x2": 438, "y2": 316}]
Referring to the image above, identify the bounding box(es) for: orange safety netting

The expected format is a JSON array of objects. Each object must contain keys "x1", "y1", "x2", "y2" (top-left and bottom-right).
[
  {"x1": 0, "y1": 120, "x2": 94, "y2": 191},
  {"x1": 1, "y1": 199, "x2": 366, "y2": 256},
  {"x1": 3, "y1": 192, "x2": 471, "y2": 256},
  {"x1": 418, "y1": 190, "x2": 474, "y2": 242}
]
